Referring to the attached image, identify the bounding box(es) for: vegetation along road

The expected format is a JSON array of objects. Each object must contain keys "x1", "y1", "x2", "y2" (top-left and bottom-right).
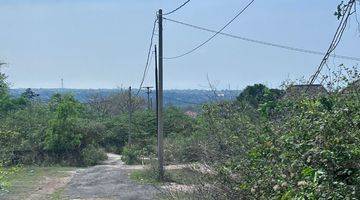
[{"x1": 1, "y1": 1, "x2": 359, "y2": 199}]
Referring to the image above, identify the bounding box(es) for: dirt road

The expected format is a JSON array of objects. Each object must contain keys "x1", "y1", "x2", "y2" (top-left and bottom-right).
[{"x1": 63, "y1": 153, "x2": 157, "y2": 200}]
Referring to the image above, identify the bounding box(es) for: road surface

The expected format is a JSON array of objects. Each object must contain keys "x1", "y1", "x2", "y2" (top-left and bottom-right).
[{"x1": 63, "y1": 153, "x2": 158, "y2": 200}]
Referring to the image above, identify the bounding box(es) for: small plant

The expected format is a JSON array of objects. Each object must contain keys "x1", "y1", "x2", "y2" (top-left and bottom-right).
[
  {"x1": 0, "y1": 164, "x2": 18, "y2": 193},
  {"x1": 81, "y1": 145, "x2": 107, "y2": 166},
  {"x1": 121, "y1": 145, "x2": 143, "y2": 165}
]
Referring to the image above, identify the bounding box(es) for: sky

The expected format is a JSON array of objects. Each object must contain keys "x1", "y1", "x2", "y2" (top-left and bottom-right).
[{"x1": 0, "y1": 0, "x2": 359, "y2": 89}]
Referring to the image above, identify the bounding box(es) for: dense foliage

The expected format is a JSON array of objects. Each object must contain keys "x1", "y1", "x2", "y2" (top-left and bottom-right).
[
  {"x1": 121, "y1": 107, "x2": 196, "y2": 165},
  {"x1": 237, "y1": 84, "x2": 283, "y2": 108},
  {"x1": 1, "y1": 63, "x2": 359, "y2": 199},
  {"x1": 194, "y1": 93, "x2": 359, "y2": 199},
  {"x1": 0, "y1": 67, "x2": 196, "y2": 168},
  {"x1": 0, "y1": 164, "x2": 17, "y2": 192},
  {"x1": 164, "y1": 71, "x2": 360, "y2": 199},
  {"x1": 0, "y1": 69, "x2": 108, "y2": 167}
]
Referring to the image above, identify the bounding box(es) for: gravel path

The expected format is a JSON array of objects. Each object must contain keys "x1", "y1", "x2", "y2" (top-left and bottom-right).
[{"x1": 63, "y1": 153, "x2": 158, "y2": 200}]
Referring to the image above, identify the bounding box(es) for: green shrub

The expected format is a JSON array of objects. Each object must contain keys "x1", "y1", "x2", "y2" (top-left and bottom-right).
[
  {"x1": 165, "y1": 83, "x2": 359, "y2": 199},
  {"x1": 81, "y1": 145, "x2": 107, "y2": 166},
  {"x1": 0, "y1": 130, "x2": 25, "y2": 165},
  {"x1": 121, "y1": 145, "x2": 143, "y2": 165},
  {"x1": 237, "y1": 84, "x2": 284, "y2": 108},
  {"x1": 0, "y1": 102, "x2": 51, "y2": 164},
  {"x1": 164, "y1": 133, "x2": 203, "y2": 164},
  {"x1": 130, "y1": 160, "x2": 175, "y2": 184},
  {"x1": 45, "y1": 95, "x2": 83, "y2": 154},
  {"x1": 164, "y1": 107, "x2": 195, "y2": 137},
  {"x1": 0, "y1": 164, "x2": 8, "y2": 192},
  {"x1": 101, "y1": 116, "x2": 130, "y2": 154},
  {"x1": 220, "y1": 96, "x2": 356, "y2": 198},
  {"x1": 0, "y1": 164, "x2": 18, "y2": 192}
]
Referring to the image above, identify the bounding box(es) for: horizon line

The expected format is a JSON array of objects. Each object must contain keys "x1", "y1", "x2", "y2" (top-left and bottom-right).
[{"x1": 10, "y1": 87, "x2": 243, "y2": 91}]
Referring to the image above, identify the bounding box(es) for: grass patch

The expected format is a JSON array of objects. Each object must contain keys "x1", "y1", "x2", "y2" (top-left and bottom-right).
[
  {"x1": 168, "y1": 168, "x2": 203, "y2": 185},
  {"x1": 51, "y1": 187, "x2": 68, "y2": 200},
  {"x1": 1, "y1": 166, "x2": 75, "y2": 200},
  {"x1": 130, "y1": 167, "x2": 203, "y2": 185},
  {"x1": 130, "y1": 170, "x2": 164, "y2": 185}
]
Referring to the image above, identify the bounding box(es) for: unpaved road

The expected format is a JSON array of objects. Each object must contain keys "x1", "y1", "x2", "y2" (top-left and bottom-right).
[{"x1": 63, "y1": 153, "x2": 158, "y2": 200}]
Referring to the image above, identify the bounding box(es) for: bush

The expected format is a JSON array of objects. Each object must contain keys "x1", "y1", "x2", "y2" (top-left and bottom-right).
[
  {"x1": 81, "y1": 145, "x2": 107, "y2": 166},
  {"x1": 101, "y1": 115, "x2": 130, "y2": 154},
  {"x1": 0, "y1": 164, "x2": 18, "y2": 192},
  {"x1": 121, "y1": 145, "x2": 143, "y2": 165},
  {"x1": 130, "y1": 160, "x2": 173, "y2": 184},
  {"x1": 164, "y1": 82, "x2": 359, "y2": 199},
  {"x1": 164, "y1": 107, "x2": 195, "y2": 137},
  {"x1": 258, "y1": 95, "x2": 360, "y2": 199},
  {"x1": 0, "y1": 130, "x2": 25, "y2": 165},
  {"x1": 45, "y1": 95, "x2": 83, "y2": 154},
  {"x1": 0, "y1": 102, "x2": 50, "y2": 164},
  {"x1": 237, "y1": 84, "x2": 283, "y2": 108},
  {"x1": 164, "y1": 133, "x2": 203, "y2": 164}
]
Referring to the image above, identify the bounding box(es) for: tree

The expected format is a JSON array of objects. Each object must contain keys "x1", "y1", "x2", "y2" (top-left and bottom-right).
[
  {"x1": 45, "y1": 94, "x2": 83, "y2": 154},
  {"x1": 0, "y1": 69, "x2": 27, "y2": 114},
  {"x1": 237, "y1": 84, "x2": 283, "y2": 108},
  {"x1": 21, "y1": 88, "x2": 39, "y2": 100},
  {"x1": 0, "y1": 69, "x2": 9, "y2": 98},
  {"x1": 89, "y1": 91, "x2": 146, "y2": 117}
]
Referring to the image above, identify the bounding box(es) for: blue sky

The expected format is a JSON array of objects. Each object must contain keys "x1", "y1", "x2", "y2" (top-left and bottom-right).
[{"x1": 0, "y1": 0, "x2": 359, "y2": 89}]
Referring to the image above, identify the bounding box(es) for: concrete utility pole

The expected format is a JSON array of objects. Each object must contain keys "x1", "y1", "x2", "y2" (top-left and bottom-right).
[
  {"x1": 157, "y1": 9, "x2": 165, "y2": 180},
  {"x1": 155, "y1": 44, "x2": 158, "y2": 133},
  {"x1": 128, "y1": 86, "x2": 132, "y2": 145},
  {"x1": 143, "y1": 86, "x2": 153, "y2": 110},
  {"x1": 150, "y1": 98, "x2": 153, "y2": 111}
]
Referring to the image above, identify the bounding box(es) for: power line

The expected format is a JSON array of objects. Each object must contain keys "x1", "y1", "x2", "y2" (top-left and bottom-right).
[
  {"x1": 137, "y1": 18, "x2": 158, "y2": 96},
  {"x1": 308, "y1": 0, "x2": 356, "y2": 85},
  {"x1": 163, "y1": 17, "x2": 360, "y2": 62},
  {"x1": 164, "y1": 0, "x2": 255, "y2": 60},
  {"x1": 144, "y1": 50, "x2": 155, "y2": 84},
  {"x1": 164, "y1": 0, "x2": 191, "y2": 16}
]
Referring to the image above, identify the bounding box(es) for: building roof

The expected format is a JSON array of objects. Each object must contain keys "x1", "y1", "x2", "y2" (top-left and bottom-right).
[
  {"x1": 283, "y1": 84, "x2": 328, "y2": 99},
  {"x1": 184, "y1": 111, "x2": 198, "y2": 118},
  {"x1": 342, "y1": 79, "x2": 360, "y2": 94}
]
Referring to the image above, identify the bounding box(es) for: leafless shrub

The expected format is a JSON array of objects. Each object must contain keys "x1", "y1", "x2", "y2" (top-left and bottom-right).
[{"x1": 88, "y1": 91, "x2": 146, "y2": 117}]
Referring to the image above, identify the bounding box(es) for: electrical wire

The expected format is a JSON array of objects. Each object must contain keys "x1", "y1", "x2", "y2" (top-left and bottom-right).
[
  {"x1": 164, "y1": 0, "x2": 255, "y2": 60},
  {"x1": 164, "y1": 17, "x2": 360, "y2": 62},
  {"x1": 144, "y1": 51, "x2": 155, "y2": 87},
  {"x1": 164, "y1": 0, "x2": 191, "y2": 16},
  {"x1": 136, "y1": 18, "x2": 157, "y2": 96},
  {"x1": 308, "y1": 0, "x2": 356, "y2": 85}
]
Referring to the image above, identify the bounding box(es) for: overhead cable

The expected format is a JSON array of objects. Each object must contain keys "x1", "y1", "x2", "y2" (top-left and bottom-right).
[
  {"x1": 163, "y1": 17, "x2": 360, "y2": 62},
  {"x1": 164, "y1": 0, "x2": 191, "y2": 16},
  {"x1": 308, "y1": 0, "x2": 356, "y2": 85},
  {"x1": 137, "y1": 18, "x2": 157, "y2": 96},
  {"x1": 164, "y1": 0, "x2": 255, "y2": 60}
]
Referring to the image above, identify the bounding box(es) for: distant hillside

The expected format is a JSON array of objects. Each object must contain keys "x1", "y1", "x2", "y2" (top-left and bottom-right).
[{"x1": 10, "y1": 88, "x2": 241, "y2": 107}]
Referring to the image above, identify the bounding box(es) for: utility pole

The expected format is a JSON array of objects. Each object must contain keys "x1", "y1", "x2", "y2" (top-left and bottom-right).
[
  {"x1": 157, "y1": 9, "x2": 165, "y2": 180},
  {"x1": 150, "y1": 98, "x2": 153, "y2": 111},
  {"x1": 155, "y1": 44, "x2": 158, "y2": 130},
  {"x1": 61, "y1": 78, "x2": 64, "y2": 89},
  {"x1": 142, "y1": 86, "x2": 153, "y2": 110},
  {"x1": 128, "y1": 86, "x2": 132, "y2": 145}
]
